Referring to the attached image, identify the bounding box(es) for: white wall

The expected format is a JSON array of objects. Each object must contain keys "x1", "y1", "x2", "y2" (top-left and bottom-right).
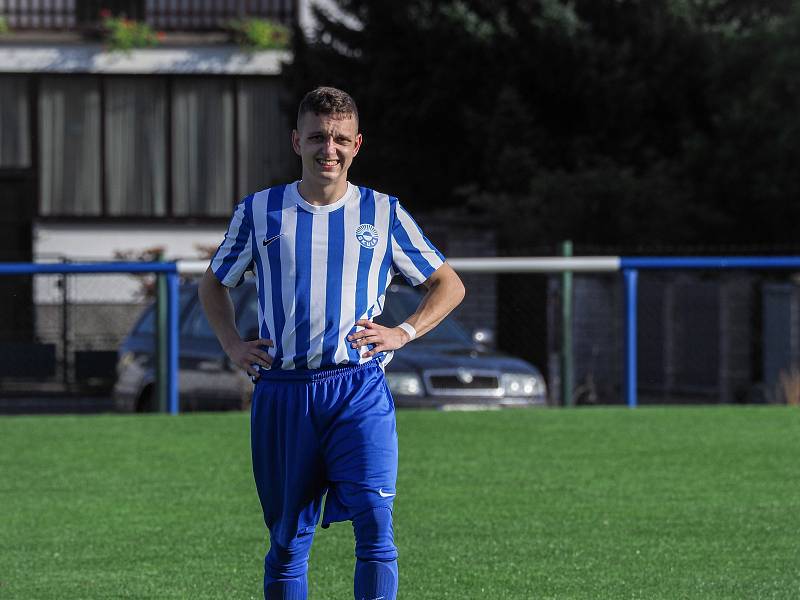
[{"x1": 33, "y1": 222, "x2": 226, "y2": 302}]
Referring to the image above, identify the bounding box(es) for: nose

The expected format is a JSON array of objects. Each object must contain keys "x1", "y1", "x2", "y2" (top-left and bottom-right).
[{"x1": 322, "y1": 136, "x2": 337, "y2": 155}]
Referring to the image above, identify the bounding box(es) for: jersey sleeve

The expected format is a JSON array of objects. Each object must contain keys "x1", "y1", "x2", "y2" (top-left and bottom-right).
[
  {"x1": 209, "y1": 196, "x2": 254, "y2": 287},
  {"x1": 390, "y1": 200, "x2": 446, "y2": 286}
]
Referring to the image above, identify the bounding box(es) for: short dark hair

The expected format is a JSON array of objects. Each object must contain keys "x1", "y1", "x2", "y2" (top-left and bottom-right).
[{"x1": 297, "y1": 86, "x2": 359, "y2": 128}]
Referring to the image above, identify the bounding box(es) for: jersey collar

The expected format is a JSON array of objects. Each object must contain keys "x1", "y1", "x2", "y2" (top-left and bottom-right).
[{"x1": 289, "y1": 181, "x2": 359, "y2": 214}]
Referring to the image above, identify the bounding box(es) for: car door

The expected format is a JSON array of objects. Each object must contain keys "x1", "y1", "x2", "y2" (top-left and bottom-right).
[{"x1": 178, "y1": 289, "x2": 246, "y2": 409}]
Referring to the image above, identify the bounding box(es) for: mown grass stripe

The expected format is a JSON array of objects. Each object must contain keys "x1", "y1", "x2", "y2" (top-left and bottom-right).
[{"x1": 0, "y1": 407, "x2": 798, "y2": 599}]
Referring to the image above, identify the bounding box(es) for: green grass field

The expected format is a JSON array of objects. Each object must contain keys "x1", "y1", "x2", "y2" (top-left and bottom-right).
[{"x1": 1, "y1": 407, "x2": 799, "y2": 599}]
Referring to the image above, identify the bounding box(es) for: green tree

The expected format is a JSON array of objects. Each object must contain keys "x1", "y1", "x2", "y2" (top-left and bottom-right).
[{"x1": 287, "y1": 0, "x2": 798, "y2": 248}]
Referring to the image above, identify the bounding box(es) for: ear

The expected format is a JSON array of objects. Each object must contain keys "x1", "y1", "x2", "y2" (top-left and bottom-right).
[
  {"x1": 291, "y1": 129, "x2": 301, "y2": 156},
  {"x1": 353, "y1": 133, "x2": 363, "y2": 157}
]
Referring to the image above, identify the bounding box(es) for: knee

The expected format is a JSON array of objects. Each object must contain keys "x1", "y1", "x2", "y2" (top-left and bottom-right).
[
  {"x1": 352, "y1": 506, "x2": 397, "y2": 562},
  {"x1": 265, "y1": 532, "x2": 314, "y2": 580}
]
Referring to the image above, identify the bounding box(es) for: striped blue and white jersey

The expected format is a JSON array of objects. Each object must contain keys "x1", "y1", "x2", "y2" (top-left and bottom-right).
[{"x1": 210, "y1": 181, "x2": 445, "y2": 370}]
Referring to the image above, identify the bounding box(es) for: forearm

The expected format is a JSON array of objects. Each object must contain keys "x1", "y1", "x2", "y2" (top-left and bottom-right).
[
  {"x1": 198, "y1": 268, "x2": 241, "y2": 353},
  {"x1": 403, "y1": 263, "x2": 465, "y2": 339},
  {"x1": 199, "y1": 269, "x2": 273, "y2": 376},
  {"x1": 349, "y1": 263, "x2": 465, "y2": 357}
]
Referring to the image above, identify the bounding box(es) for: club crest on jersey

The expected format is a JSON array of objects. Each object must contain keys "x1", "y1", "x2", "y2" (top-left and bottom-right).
[{"x1": 355, "y1": 224, "x2": 379, "y2": 249}]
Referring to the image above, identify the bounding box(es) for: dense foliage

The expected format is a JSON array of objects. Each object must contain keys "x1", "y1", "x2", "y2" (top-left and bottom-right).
[{"x1": 286, "y1": 0, "x2": 800, "y2": 250}]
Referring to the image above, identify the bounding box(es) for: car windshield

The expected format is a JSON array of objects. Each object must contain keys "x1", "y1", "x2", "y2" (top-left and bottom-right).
[
  {"x1": 133, "y1": 283, "x2": 252, "y2": 338},
  {"x1": 132, "y1": 287, "x2": 197, "y2": 335},
  {"x1": 181, "y1": 284, "x2": 255, "y2": 339},
  {"x1": 375, "y1": 285, "x2": 473, "y2": 346}
]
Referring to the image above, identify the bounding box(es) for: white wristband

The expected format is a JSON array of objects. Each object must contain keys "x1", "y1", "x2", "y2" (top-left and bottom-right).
[{"x1": 397, "y1": 322, "x2": 417, "y2": 341}]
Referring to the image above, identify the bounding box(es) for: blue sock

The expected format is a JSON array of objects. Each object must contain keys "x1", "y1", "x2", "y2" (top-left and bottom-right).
[
  {"x1": 353, "y1": 559, "x2": 398, "y2": 600},
  {"x1": 265, "y1": 579, "x2": 306, "y2": 600},
  {"x1": 264, "y1": 532, "x2": 313, "y2": 600}
]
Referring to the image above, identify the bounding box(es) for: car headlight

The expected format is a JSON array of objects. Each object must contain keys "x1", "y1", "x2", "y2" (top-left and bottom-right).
[
  {"x1": 117, "y1": 351, "x2": 149, "y2": 375},
  {"x1": 501, "y1": 373, "x2": 546, "y2": 397},
  {"x1": 385, "y1": 372, "x2": 424, "y2": 396},
  {"x1": 117, "y1": 351, "x2": 136, "y2": 372}
]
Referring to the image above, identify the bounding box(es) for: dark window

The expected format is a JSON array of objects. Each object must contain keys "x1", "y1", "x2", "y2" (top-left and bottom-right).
[
  {"x1": 39, "y1": 76, "x2": 102, "y2": 215},
  {"x1": 237, "y1": 78, "x2": 295, "y2": 195},
  {"x1": 0, "y1": 76, "x2": 31, "y2": 168},
  {"x1": 105, "y1": 77, "x2": 168, "y2": 216},
  {"x1": 34, "y1": 74, "x2": 292, "y2": 218},
  {"x1": 172, "y1": 78, "x2": 234, "y2": 217}
]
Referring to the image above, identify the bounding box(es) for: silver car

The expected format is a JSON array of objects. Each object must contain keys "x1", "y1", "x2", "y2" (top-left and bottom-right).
[{"x1": 113, "y1": 281, "x2": 547, "y2": 411}]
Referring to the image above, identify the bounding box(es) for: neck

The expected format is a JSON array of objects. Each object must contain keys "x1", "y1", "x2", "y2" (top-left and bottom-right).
[{"x1": 297, "y1": 178, "x2": 349, "y2": 206}]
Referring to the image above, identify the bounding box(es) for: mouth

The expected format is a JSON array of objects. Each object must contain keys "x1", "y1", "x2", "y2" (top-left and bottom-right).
[{"x1": 316, "y1": 158, "x2": 339, "y2": 170}]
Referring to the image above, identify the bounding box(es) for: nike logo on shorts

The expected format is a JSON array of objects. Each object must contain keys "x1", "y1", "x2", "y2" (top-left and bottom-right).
[{"x1": 378, "y1": 488, "x2": 395, "y2": 498}]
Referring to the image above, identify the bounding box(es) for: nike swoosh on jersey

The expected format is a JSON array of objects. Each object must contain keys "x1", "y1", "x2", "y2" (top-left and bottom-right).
[
  {"x1": 378, "y1": 489, "x2": 396, "y2": 498},
  {"x1": 263, "y1": 233, "x2": 283, "y2": 246}
]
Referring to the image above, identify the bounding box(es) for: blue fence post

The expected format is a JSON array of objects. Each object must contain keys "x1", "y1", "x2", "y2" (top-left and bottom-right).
[
  {"x1": 166, "y1": 270, "x2": 180, "y2": 415},
  {"x1": 0, "y1": 261, "x2": 181, "y2": 413},
  {"x1": 624, "y1": 269, "x2": 638, "y2": 408}
]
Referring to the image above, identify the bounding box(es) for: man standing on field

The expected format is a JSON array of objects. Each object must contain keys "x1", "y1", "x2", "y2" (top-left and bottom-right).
[{"x1": 199, "y1": 86, "x2": 465, "y2": 600}]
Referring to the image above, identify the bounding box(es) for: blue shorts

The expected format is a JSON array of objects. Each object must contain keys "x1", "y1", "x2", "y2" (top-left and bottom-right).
[{"x1": 250, "y1": 359, "x2": 398, "y2": 548}]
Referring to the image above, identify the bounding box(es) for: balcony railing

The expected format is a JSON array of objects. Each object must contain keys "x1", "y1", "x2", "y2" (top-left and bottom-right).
[{"x1": 0, "y1": 0, "x2": 296, "y2": 32}]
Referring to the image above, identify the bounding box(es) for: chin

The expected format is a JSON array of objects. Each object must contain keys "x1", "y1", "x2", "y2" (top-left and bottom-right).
[{"x1": 317, "y1": 171, "x2": 344, "y2": 182}]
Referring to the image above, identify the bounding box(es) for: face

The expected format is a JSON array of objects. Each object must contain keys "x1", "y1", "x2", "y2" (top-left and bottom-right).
[{"x1": 292, "y1": 112, "x2": 362, "y2": 187}]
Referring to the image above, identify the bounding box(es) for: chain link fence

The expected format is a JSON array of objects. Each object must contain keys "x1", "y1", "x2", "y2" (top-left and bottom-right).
[
  {"x1": 0, "y1": 264, "x2": 164, "y2": 412},
  {"x1": 2, "y1": 258, "x2": 799, "y2": 411},
  {"x1": 438, "y1": 266, "x2": 800, "y2": 407}
]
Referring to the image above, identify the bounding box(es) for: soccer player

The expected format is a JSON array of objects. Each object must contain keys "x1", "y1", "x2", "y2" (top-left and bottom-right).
[{"x1": 199, "y1": 86, "x2": 465, "y2": 600}]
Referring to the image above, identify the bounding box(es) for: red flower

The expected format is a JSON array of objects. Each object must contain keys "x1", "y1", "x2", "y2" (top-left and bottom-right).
[
  {"x1": 156, "y1": 31, "x2": 166, "y2": 41},
  {"x1": 99, "y1": 8, "x2": 111, "y2": 19}
]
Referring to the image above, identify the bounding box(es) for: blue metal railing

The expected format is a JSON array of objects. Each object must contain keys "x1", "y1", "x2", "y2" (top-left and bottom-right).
[
  {"x1": 0, "y1": 262, "x2": 180, "y2": 415},
  {"x1": 619, "y1": 256, "x2": 800, "y2": 270},
  {"x1": 6, "y1": 256, "x2": 799, "y2": 411},
  {"x1": 619, "y1": 256, "x2": 800, "y2": 408},
  {"x1": 623, "y1": 269, "x2": 638, "y2": 409}
]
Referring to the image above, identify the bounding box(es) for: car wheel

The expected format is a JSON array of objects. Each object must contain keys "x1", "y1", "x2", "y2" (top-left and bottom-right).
[{"x1": 136, "y1": 385, "x2": 155, "y2": 413}]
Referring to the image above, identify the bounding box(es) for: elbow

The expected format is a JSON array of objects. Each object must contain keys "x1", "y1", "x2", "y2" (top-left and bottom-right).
[
  {"x1": 455, "y1": 277, "x2": 466, "y2": 306},
  {"x1": 425, "y1": 263, "x2": 465, "y2": 309},
  {"x1": 451, "y1": 272, "x2": 466, "y2": 308},
  {"x1": 437, "y1": 263, "x2": 465, "y2": 308}
]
